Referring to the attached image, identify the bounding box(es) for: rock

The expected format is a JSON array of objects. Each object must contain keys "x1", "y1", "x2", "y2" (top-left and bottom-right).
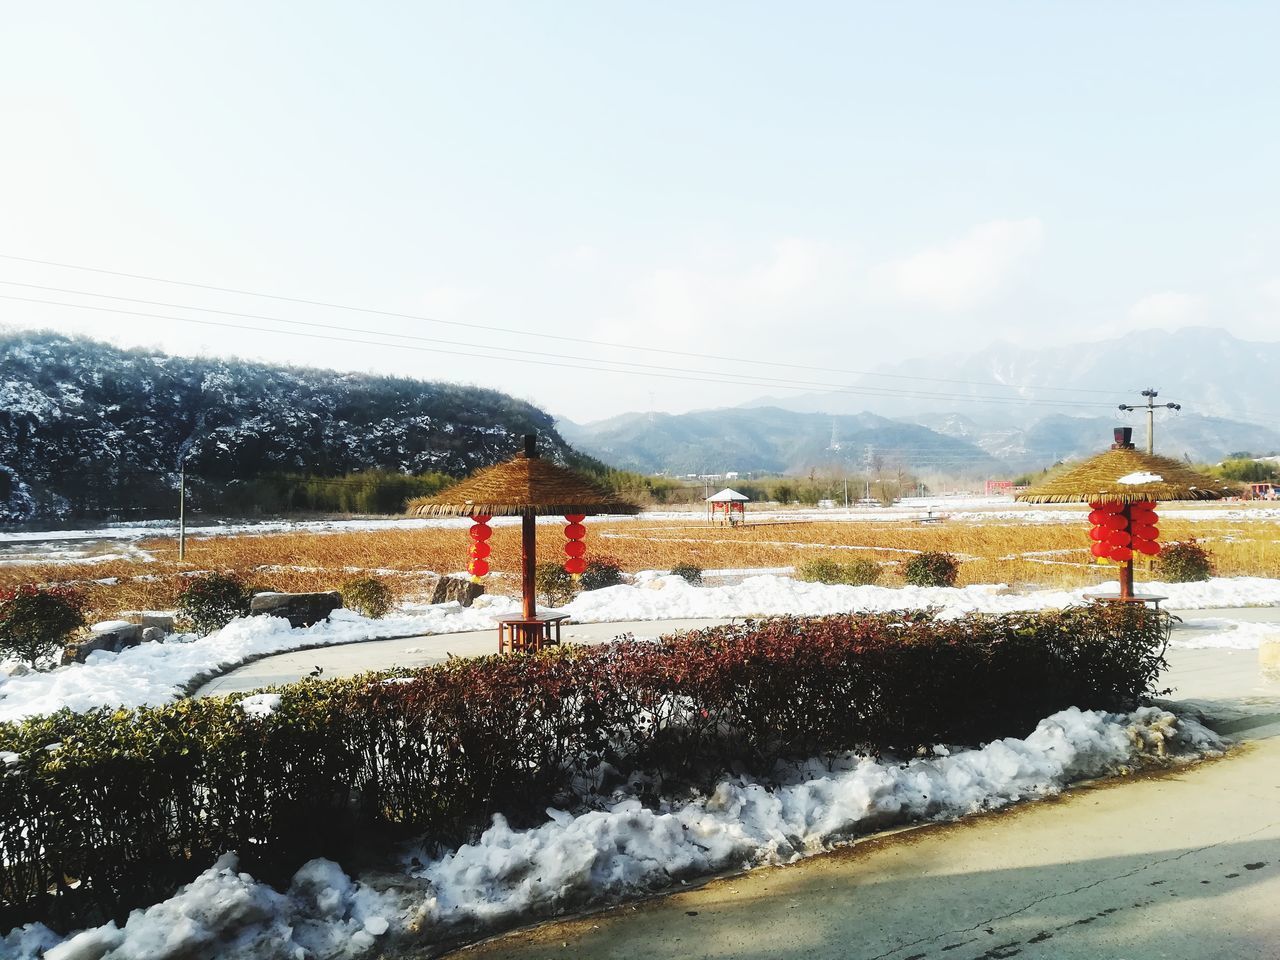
[
  {"x1": 141, "y1": 626, "x2": 167, "y2": 643},
  {"x1": 249, "y1": 591, "x2": 343, "y2": 628},
  {"x1": 137, "y1": 613, "x2": 175, "y2": 633},
  {"x1": 62, "y1": 623, "x2": 144, "y2": 664},
  {"x1": 429, "y1": 575, "x2": 485, "y2": 607}
]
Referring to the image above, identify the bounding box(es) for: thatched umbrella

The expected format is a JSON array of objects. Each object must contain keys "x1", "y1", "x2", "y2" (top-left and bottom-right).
[
  {"x1": 409, "y1": 434, "x2": 639, "y2": 648},
  {"x1": 1016, "y1": 428, "x2": 1229, "y2": 599}
]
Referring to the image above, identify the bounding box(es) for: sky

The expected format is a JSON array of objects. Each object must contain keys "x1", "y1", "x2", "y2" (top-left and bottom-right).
[{"x1": 2, "y1": 2, "x2": 1280, "y2": 422}]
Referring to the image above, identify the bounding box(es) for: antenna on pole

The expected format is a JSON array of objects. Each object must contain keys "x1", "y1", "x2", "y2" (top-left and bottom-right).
[{"x1": 1119, "y1": 388, "x2": 1181, "y2": 455}]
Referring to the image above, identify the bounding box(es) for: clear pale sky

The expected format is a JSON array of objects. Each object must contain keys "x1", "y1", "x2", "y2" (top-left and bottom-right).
[{"x1": 2, "y1": 2, "x2": 1278, "y2": 422}]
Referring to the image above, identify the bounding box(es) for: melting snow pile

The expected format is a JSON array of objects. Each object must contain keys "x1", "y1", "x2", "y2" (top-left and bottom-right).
[{"x1": 2, "y1": 706, "x2": 1222, "y2": 959}]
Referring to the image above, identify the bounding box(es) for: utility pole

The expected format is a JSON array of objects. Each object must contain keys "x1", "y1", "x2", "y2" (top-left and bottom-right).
[
  {"x1": 178, "y1": 459, "x2": 187, "y2": 561},
  {"x1": 843, "y1": 477, "x2": 849, "y2": 508},
  {"x1": 1119, "y1": 388, "x2": 1182, "y2": 455}
]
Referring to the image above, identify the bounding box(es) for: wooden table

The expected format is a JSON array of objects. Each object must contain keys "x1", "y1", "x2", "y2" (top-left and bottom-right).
[
  {"x1": 1083, "y1": 593, "x2": 1169, "y2": 610},
  {"x1": 497, "y1": 614, "x2": 569, "y2": 654}
]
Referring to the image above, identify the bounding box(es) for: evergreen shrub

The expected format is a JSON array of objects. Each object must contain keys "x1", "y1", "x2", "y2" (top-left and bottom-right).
[
  {"x1": 0, "y1": 586, "x2": 86, "y2": 666},
  {"x1": 176, "y1": 572, "x2": 252, "y2": 634},
  {"x1": 1157, "y1": 540, "x2": 1213, "y2": 583},
  {"x1": 535, "y1": 563, "x2": 575, "y2": 606},
  {"x1": 580, "y1": 555, "x2": 625, "y2": 591},
  {"x1": 902, "y1": 551, "x2": 960, "y2": 587},
  {"x1": 0, "y1": 605, "x2": 1170, "y2": 932},
  {"x1": 340, "y1": 576, "x2": 393, "y2": 619},
  {"x1": 670, "y1": 564, "x2": 704, "y2": 585},
  {"x1": 796, "y1": 557, "x2": 882, "y2": 586}
]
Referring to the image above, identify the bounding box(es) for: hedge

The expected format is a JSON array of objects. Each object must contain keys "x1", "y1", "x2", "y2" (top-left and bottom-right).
[{"x1": 0, "y1": 605, "x2": 1170, "y2": 932}]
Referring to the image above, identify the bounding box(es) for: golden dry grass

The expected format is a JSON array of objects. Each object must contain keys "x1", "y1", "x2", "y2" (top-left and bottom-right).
[{"x1": 3, "y1": 508, "x2": 1278, "y2": 620}]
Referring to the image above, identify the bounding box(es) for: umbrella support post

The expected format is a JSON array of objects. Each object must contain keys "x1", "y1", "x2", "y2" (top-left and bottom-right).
[
  {"x1": 1119, "y1": 559, "x2": 1134, "y2": 600},
  {"x1": 521, "y1": 513, "x2": 537, "y2": 620}
]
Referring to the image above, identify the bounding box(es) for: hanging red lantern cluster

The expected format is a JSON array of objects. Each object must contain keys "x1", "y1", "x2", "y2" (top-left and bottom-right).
[
  {"x1": 563, "y1": 514, "x2": 587, "y2": 576},
  {"x1": 1086, "y1": 500, "x2": 1161, "y2": 563},
  {"x1": 1128, "y1": 501, "x2": 1161, "y2": 557},
  {"x1": 468, "y1": 515, "x2": 492, "y2": 581}
]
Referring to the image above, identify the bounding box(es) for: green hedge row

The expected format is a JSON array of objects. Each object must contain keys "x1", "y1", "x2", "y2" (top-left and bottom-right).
[{"x1": 0, "y1": 605, "x2": 1171, "y2": 932}]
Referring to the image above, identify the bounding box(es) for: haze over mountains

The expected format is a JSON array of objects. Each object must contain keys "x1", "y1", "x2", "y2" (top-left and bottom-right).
[{"x1": 564, "y1": 328, "x2": 1280, "y2": 475}]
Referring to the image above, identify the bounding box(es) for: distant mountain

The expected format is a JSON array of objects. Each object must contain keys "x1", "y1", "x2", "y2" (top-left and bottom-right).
[
  {"x1": 912, "y1": 411, "x2": 1280, "y2": 468},
  {"x1": 0, "y1": 331, "x2": 588, "y2": 522},
  {"x1": 749, "y1": 326, "x2": 1280, "y2": 424},
  {"x1": 559, "y1": 407, "x2": 1001, "y2": 476}
]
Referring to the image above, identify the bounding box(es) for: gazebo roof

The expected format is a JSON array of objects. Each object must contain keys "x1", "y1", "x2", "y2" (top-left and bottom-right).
[
  {"x1": 706, "y1": 488, "x2": 750, "y2": 503},
  {"x1": 1015, "y1": 447, "x2": 1230, "y2": 504},
  {"x1": 407, "y1": 451, "x2": 641, "y2": 518}
]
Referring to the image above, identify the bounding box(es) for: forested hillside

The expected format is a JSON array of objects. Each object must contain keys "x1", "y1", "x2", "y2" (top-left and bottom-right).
[{"x1": 0, "y1": 331, "x2": 586, "y2": 521}]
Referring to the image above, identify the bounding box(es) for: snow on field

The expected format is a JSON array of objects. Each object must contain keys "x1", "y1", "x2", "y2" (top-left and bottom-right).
[
  {"x1": 4, "y1": 574, "x2": 1280, "y2": 722},
  {"x1": 1, "y1": 706, "x2": 1222, "y2": 960}
]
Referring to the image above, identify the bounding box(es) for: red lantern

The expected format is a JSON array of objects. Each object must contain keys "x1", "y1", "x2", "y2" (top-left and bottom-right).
[
  {"x1": 1131, "y1": 523, "x2": 1158, "y2": 541},
  {"x1": 1104, "y1": 513, "x2": 1129, "y2": 531},
  {"x1": 468, "y1": 557, "x2": 490, "y2": 577},
  {"x1": 564, "y1": 540, "x2": 587, "y2": 558},
  {"x1": 1110, "y1": 546, "x2": 1133, "y2": 562},
  {"x1": 564, "y1": 522, "x2": 586, "y2": 541},
  {"x1": 564, "y1": 514, "x2": 586, "y2": 523},
  {"x1": 564, "y1": 514, "x2": 587, "y2": 575},
  {"x1": 1090, "y1": 542, "x2": 1109, "y2": 558},
  {"x1": 1134, "y1": 540, "x2": 1159, "y2": 556},
  {"x1": 1105, "y1": 530, "x2": 1131, "y2": 547},
  {"x1": 469, "y1": 523, "x2": 493, "y2": 541},
  {"x1": 1088, "y1": 509, "x2": 1108, "y2": 525},
  {"x1": 1148, "y1": 541, "x2": 1162, "y2": 557},
  {"x1": 470, "y1": 540, "x2": 492, "y2": 560},
  {"x1": 564, "y1": 556, "x2": 587, "y2": 576},
  {"x1": 1100, "y1": 501, "x2": 1124, "y2": 513},
  {"x1": 1088, "y1": 526, "x2": 1106, "y2": 541}
]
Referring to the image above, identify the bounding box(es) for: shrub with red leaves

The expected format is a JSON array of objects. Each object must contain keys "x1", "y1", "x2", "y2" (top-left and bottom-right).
[{"x1": 0, "y1": 604, "x2": 1169, "y2": 931}]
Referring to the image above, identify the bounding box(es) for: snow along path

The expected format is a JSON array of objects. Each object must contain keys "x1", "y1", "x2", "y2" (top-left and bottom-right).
[
  {"x1": 1, "y1": 706, "x2": 1223, "y2": 960},
  {"x1": 5, "y1": 574, "x2": 1280, "y2": 722}
]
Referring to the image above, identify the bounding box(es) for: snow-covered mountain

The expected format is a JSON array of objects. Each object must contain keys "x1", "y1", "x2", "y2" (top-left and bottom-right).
[
  {"x1": 0, "y1": 331, "x2": 583, "y2": 521},
  {"x1": 750, "y1": 326, "x2": 1280, "y2": 423}
]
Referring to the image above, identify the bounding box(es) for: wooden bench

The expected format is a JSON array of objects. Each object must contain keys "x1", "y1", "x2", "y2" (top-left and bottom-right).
[
  {"x1": 1082, "y1": 593, "x2": 1169, "y2": 611},
  {"x1": 498, "y1": 614, "x2": 570, "y2": 654}
]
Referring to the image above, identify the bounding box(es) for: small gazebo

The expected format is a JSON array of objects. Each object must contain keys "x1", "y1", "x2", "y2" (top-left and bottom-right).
[
  {"x1": 1016, "y1": 427, "x2": 1230, "y2": 601},
  {"x1": 707, "y1": 488, "x2": 749, "y2": 525},
  {"x1": 409, "y1": 434, "x2": 639, "y2": 652}
]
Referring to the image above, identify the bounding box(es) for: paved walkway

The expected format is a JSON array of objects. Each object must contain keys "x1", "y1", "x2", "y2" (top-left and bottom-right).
[{"x1": 195, "y1": 608, "x2": 1280, "y2": 698}]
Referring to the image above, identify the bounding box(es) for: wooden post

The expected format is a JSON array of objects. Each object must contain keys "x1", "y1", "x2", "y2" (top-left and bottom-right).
[
  {"x1": 521, "y1": 513, "x2": 537, "y2": 619},
  {"x1": 1119, "y1": 504, "x2": 1134, "y2": 599}
]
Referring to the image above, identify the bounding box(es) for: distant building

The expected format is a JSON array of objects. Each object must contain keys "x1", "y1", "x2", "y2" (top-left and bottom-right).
[
  {"x1": 985, "y1": 479, "x2": 1016, "y2": 496},
  {"x1": 706, "y1": 487, "x2": 750, "y2": 525}
]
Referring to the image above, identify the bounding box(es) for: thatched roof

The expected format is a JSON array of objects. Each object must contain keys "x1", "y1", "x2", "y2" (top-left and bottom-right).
[
  {"x1": 1015, "y1": 448, "x2": 1230, "y2": 504},
  {"x1": 407, "y1": 453, "x2": 641, "y2": 518}
]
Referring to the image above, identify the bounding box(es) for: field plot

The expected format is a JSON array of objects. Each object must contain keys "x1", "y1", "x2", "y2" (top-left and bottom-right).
[{"x1": 2, "y1": 503, "x2": 1279, "y2": 621}]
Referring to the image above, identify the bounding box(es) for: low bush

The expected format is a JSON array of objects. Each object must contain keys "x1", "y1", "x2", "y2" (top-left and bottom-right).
[
  {"x1": 340, "y1": 576, "x2": 392, "y2": 619},
  {"x1": 580, "y1": 555, "x2": 625, "y2": 591},
  {"x1": 670, "y1": 563, "x2": 703, "y2": 585},
  {"x1": 1158, "y1": 540, "x2": 1213, "y2": 583},
  {"x1": 0, "y1": 586, "x2": 86, "y2": 666},
  {"x1": 795, "y1": 556, "x2": 882, "y2": 586},
  {"x1": 0, "y1": 605, "x2": 1170, "y2": 932},
  {"x1": 902, "y1": 551, "x2": 960, "y2": 587},
  {"x1": 535, "y1": 563, "x2": 575, "y2": 606},
  {"x1": 176, "y1": 572, "x2": 252, "y2": 634}
]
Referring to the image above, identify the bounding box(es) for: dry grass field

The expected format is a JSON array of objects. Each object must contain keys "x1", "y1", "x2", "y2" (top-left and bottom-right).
[{"x1": 3, "y1": 505, "x2": 1279, "y2": 620}]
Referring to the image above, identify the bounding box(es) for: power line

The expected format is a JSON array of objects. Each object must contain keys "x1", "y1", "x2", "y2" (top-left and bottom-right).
[
  {"x1": 0, "y1": 293, "x2": 1115, "y2": 411},
  {"x1": 0, "y1": 254, "x2": 1122, "y2": 396}
]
